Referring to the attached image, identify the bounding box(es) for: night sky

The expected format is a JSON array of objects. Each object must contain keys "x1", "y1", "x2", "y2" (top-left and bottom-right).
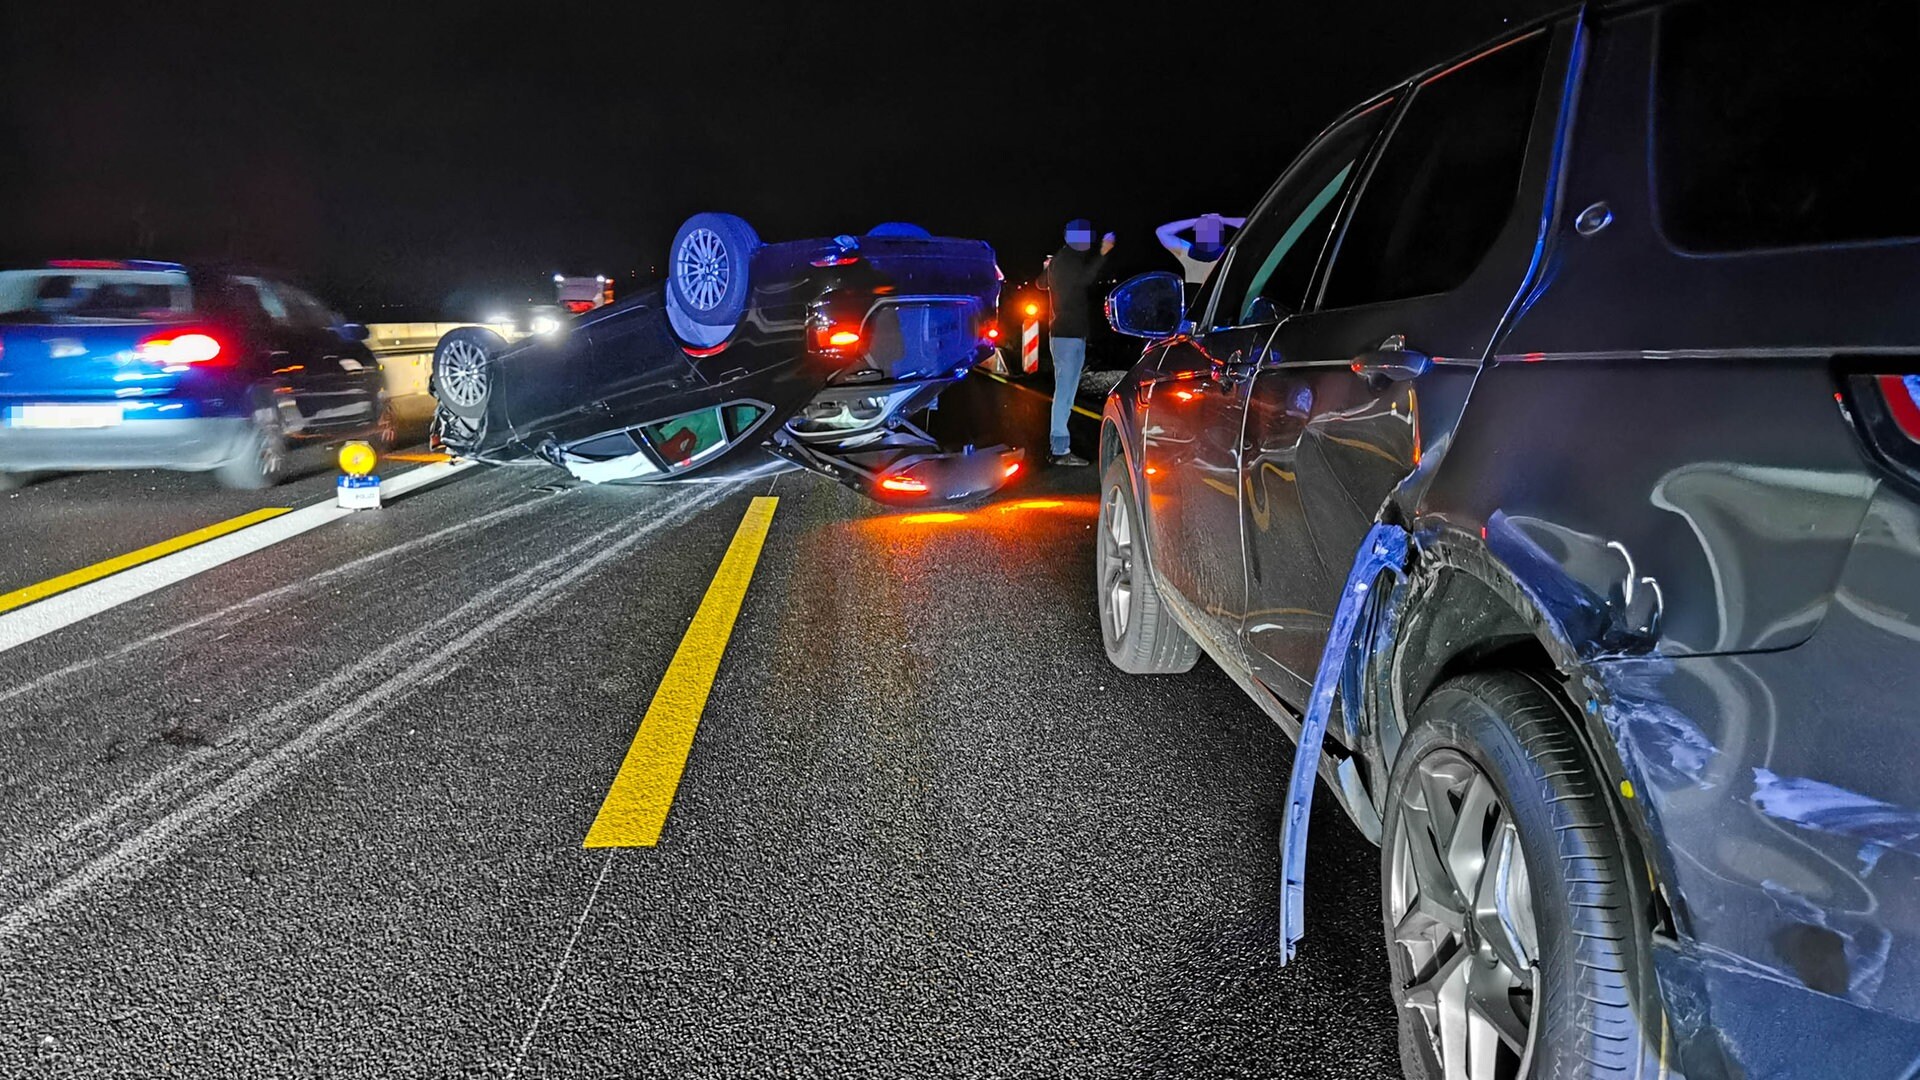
[{"x1": 3, "y1": 1, "x2": 1555, "y2": 320}]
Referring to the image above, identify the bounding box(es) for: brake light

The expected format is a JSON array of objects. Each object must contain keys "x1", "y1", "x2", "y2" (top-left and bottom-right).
[
  {"x1": 983, "y1": 319, "x2": 1001, "y2": 342},
  {"x1": 137, "y1": 331, "x2": 224, "y2": 365},
  {"x1": 810, "y1": 254, "x2": 861, "y2": 268},
  {"x1": 1003, "y1": 461, "x2": 1022, "y2": 478},
  {"x1": 48, "y1": 259, "x2": 128, "y2": 269},
  {"x1": 813, "y1": 321, "x2": 863, "y2": 352},
  {"x1": 1845, "y1": 372, "x2": 1920, "y2": 487},
  {"x1": 1878, "y1": 375, "x2": 1920, "y2": 442},
  {"x1": 880, "y1": 474, "x2": 929, "y2": 494}
]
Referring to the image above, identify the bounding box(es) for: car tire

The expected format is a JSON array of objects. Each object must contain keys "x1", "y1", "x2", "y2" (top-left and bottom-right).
[
  {"x1": 216, "y1": 405, "x2": 289, "y2": 490},
  {"x1": 1096, "y1": 455, "x2": 1199, "y2": 675},
  {"x1": 666, "y1": 211, "x2": 759, "y2": 348},
  {"x1": 432, "y1": 327, "x2": 504, "y2": 422},
  {"x1": 1382, "y1": 671, "x2": 1653, "y2": 1080}
]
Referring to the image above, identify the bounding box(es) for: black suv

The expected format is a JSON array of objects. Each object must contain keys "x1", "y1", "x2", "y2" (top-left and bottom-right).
[{"x1": 1095, "y1": 2, "x2": 1920, "y2": 1076}]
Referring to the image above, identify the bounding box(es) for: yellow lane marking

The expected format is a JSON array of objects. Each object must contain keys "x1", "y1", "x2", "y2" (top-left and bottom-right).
[
  {"x1": 583, "y1": 496, "x2": 778, "y2": 848},
  {"x1": 0, "y1": 507, "x2": 292, "y2": 615},
  {"x1": 978, "y1": 369, "x2": 1103, "y2": 420}
]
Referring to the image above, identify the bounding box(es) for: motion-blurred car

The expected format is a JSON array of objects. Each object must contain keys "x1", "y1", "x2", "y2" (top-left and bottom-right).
[
  {"x1": 430, "y1": 214, "x2": 1021, "y2": 503},
  {"x1": 0, "y1": 261, "x2": 394, "y2": 490},
  {"x1": 1097, "y1": 1, "x2": 1920, "y2": 1075}
]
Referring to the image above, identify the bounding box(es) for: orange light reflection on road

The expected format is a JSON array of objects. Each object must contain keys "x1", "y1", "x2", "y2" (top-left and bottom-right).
[{"x1": 900, "y1": 512, "x2": 968, "y2": 524}]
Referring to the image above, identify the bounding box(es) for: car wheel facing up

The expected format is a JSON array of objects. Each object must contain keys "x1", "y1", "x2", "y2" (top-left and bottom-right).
[
  {"x1": 1383, "y1": 671, "x2": 1652, "y2": 1079},
  {"x1": 432, "y1": 327, "x2": 503, "y2": 423},
  {"x1": 1096, "y1": 455, "x2": 1198, "y2": 674},
  {"x1": 665, "y1": 211, "x2": 760, "y2": 350}
]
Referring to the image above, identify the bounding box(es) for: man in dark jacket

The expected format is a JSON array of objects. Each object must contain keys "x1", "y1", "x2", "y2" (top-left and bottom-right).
[{"x1": 1037, "y1": 218, "x2": 1113, "y2": 466}]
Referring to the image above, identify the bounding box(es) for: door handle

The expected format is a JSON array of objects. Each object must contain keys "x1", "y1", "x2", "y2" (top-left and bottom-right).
[
  {"x1": 1349, "y1": 334, "x2": 1430, "y2": 383},
  {"x1": 1210, "y1": 349, "x2": 1259, "y2": 382}
]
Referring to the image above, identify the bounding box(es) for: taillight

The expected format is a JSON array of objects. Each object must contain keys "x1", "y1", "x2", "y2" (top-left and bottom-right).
[
  {"x1": 810, "y1": 254, "x2": 861, "y2": 268},
  {"x1": 982, "y1": 319, "x2": 1001, "y2": 343},
  {"x1": 879, "y1": 474, "x2": 928, "y2": 494},
  {"x1": 812, "y1": 321, "x2": 862, "y2": 353},
  {"x1": 1003, "y1": 461, "x2": 1022, "y2": 478},
  {"x1": 137, "y1": 331, "x2": 225, "y2": 365},
  {"x1": 1844, "y1": 372, "x2": 1920, "y2": 486},
  {"x1": 1877, "y1": 375, "x2": 1920, "y2": 441}
]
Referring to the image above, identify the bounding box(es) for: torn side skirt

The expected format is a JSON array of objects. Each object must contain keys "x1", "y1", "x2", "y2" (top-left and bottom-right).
[{"x1": 1277, "y1": 522, "x2": 1410, "y2": 963}]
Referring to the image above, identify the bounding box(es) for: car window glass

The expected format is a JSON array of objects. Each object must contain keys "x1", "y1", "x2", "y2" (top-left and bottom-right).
[
  {"x1": 279, "y1": 285, "x2": 339, "y2": 330},
  {"x1": 0, "y1": 269, "x2": 191, "y2": 318},
  {"x1": 1321, "y1": 31, "x2": 1550, "y2": 308},
  {"x1": 1209, "y1": 104, "x2": 1391, "y2": 329},
  {"x1": 644, "y1": 407, "x2": 730, "y2": 470},
  {"x1": 1655, "y1": 0, "x2": 1920, "y2": 251},
  {"x1": 234, "y1": 277, "x2": 290, "y2": 324}
]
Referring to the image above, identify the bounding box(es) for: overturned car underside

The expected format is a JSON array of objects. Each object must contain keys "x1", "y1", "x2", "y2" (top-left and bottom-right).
[{"x1": 429, "y1": 214, "x2": 1022, "y2": 504}]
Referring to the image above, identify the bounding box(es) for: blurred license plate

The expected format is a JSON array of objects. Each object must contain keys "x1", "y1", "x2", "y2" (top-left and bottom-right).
[{"x1": 7, "y1": 404, "x2": 125, "y2": 429}]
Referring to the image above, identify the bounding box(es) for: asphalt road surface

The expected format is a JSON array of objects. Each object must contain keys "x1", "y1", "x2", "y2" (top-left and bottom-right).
[{"x1": 0, "y1": 439, "x2": 1400, "y2": 1076}]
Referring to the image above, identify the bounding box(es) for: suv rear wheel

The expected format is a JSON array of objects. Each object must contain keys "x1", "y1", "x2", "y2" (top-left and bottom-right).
[
  {"x1": 1096, "y1": 455, "x2": 1199, "y2": 674},
  {"x1": 1383, "y1": 671, "x2": 1652, "y2": 1079}
]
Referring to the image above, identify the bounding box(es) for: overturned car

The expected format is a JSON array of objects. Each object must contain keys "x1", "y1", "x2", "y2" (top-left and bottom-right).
[{"x1": 430, "y1": 214, "x2": 1020, "y2": 503}]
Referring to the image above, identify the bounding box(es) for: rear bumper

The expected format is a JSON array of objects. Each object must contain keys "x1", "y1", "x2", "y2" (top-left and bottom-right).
[{"x1": 0, "y1": 417, "x2": 252, "y2": 473}]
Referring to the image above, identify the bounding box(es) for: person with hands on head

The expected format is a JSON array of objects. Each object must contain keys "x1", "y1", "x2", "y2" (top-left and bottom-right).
[
  {"x1": 1157, "y1": 213, "x2": 1246, "y2": 285},
  {"x1": 1036, "y1": 218, "x2": 1114, "y2": 467}
]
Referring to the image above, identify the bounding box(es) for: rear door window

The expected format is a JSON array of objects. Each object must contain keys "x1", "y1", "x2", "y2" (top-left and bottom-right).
[
  {"x1": 1655, "y1": 0, "x2": 1920, "y2": 252},
  {"x1": 1320, "y1": 32, "x2": 1551, "y2": 308}
]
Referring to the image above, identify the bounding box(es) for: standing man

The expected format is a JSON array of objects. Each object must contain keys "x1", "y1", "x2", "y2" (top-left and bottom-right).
[{"x1": 1037, "y1": 218, "x2": 1113, "y2": 467}]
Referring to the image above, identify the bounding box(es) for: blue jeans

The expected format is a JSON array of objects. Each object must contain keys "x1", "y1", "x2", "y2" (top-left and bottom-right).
[{"x1": 1049, "y1": 336, "x2": 1085, "y2": 456}]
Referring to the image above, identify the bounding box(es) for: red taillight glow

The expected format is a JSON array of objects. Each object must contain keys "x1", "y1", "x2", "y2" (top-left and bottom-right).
[
  {"x1": 880, "y1": 475, "x2": 929, "y2": 494},
  {"x1": 1878, "y1": 375, "x2": 1920, "y2": 442},
  {"x1": 1003, "y1": 461, "x2": 1022, "y2": 478},
  {"x1": 828, "y1": 330, "x2": 861, "y2": 347},
  {"x1": 137, "y1": 332, "x2": 223, "y2": 365},
  {"x1": 810, "y1": 254, "x2": 861, "y2": 267},
  {"x1": 49, "y1": 259, "x2": 128, "y2": 269}
]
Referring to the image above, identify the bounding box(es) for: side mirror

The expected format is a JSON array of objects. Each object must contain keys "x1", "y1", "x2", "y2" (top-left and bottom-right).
[
  {"x1": 339, "y1": 323, "x2": 372, "y2": 342},
  {"x1": 1105, "y1": 272, "x2": 1186, "y2": 339}
]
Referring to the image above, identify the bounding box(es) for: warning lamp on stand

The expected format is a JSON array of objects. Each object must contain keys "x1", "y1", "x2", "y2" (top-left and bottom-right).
[{"x1": 336, "y1": 441, "x2": 381, "y2": 510}]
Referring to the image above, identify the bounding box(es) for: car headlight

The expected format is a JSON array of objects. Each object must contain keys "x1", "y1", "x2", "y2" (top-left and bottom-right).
[{"x1": 531, "y1": 314, "x2": 562, "y2": 336}]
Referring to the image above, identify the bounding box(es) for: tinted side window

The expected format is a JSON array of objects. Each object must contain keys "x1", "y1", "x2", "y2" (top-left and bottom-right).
[
  {"x1": 1210, "y1": 103, "x2": 1392, "y2": 327},
  {"x1": 1322, "y1": 32, "x2": 1550, "y2": 308},
  {"x1": 1656, "y1": 0, "x2": 1920, "y2": 252}
]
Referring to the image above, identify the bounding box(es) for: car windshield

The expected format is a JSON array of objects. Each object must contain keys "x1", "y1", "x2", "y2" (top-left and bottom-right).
[{"x1": 0, "y1": 269, "x2": 193, "y2": 321}]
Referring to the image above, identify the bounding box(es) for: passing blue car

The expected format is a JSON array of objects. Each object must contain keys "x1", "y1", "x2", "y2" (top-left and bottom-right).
[{"x1": 0, "y1": 261, "x2": 395, "y2": 490}]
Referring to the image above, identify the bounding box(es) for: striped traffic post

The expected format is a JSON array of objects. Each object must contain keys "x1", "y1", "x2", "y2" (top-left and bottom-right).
[{"x1": 1020, "y1": 302, "x2": 1040, "y2": 376}]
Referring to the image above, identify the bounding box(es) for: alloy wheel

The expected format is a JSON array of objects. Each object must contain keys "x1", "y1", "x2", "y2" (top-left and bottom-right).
[
  {"x1": 438, "y1": 339, "x2": 491, "y2": 409},
  {"x1": 1099, "y1": 486, "x2": 1134, "y2": 641},
  {"x1": 1388, "y1": 748, "x2": 1540, "y2": 1080},
  {"x1": 677, "y1": 227, "x2": 730, "y2": 311}
]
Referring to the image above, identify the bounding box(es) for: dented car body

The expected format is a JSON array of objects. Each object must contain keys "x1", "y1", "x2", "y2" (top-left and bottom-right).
[
  {"x1": 430, "y1": 218, "x2": 1018, "y2": 503},
  {"x1": 1098, "y1": 2, "x2": 1920, "y2": 1075}
]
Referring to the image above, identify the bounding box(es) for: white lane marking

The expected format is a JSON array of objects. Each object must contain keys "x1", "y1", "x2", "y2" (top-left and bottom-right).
[
  {"x1": 0, "y1": 482, "x2": 741, "y2": 943},
  {"x1": 507, "y1": 850, "x2": 616, "y2": 1077},
  {"x1": 0, "y1": 478, "x2": 562, "y2": 710},
  {"x1": 0, "y1": 460, "x2": 474, "y2": 656}
]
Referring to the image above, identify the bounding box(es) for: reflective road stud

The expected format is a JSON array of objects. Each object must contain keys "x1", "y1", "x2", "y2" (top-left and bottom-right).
[{"x1": 336, "y1": 441, "x2": 381, "y2": 510}]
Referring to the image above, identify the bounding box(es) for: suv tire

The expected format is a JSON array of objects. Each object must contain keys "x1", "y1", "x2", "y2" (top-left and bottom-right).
[
  {"x1": 1382, "y1": 671, "x2": 1653, "y2": 1079},
  {"x1": 1096, "y1": 454, "x2": 1199, "y2": 674}
]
